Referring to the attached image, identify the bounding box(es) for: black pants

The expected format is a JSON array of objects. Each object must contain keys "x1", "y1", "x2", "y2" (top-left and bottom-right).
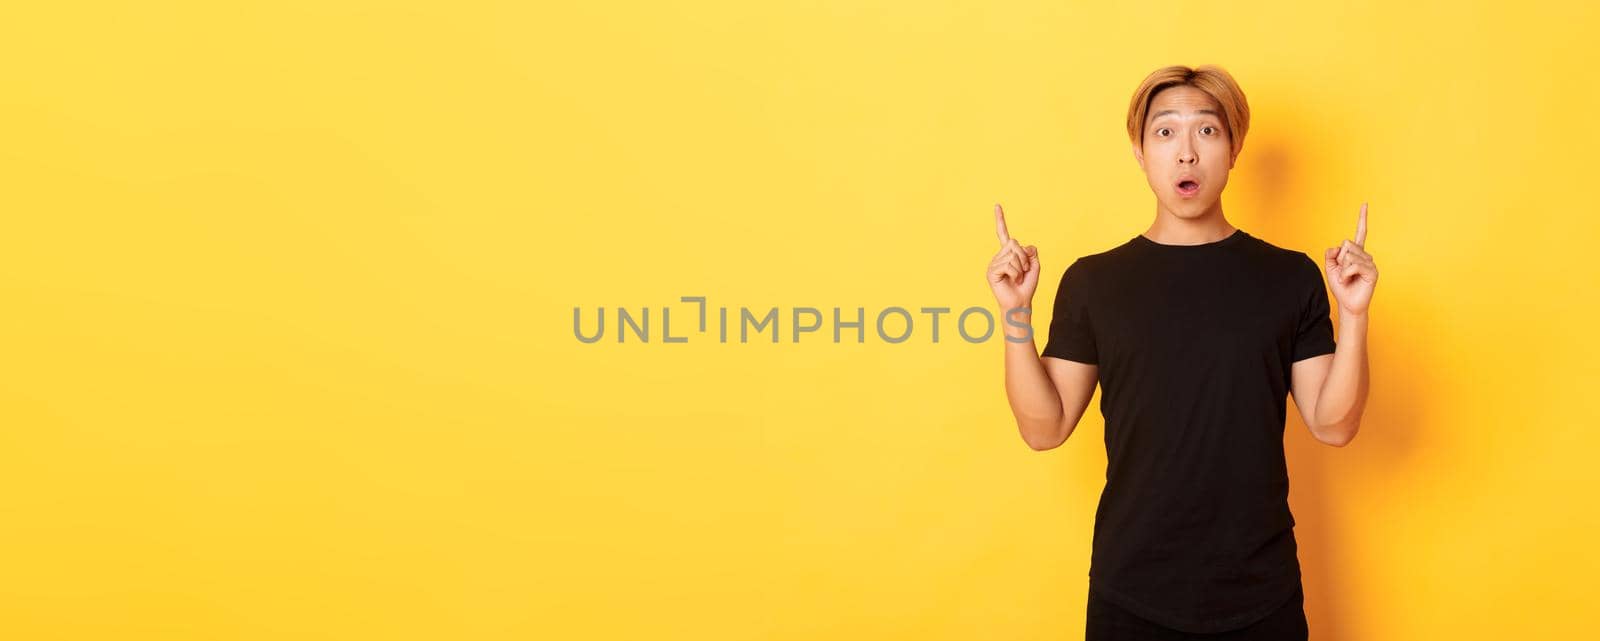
[{"x1": 1086, "y1": 583, "x2": 1308, "y2": 640}]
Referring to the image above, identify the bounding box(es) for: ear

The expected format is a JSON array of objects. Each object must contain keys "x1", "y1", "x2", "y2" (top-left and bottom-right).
[{"x1": 1131, "y1": 143, "x2": 1144, "y2": 169}]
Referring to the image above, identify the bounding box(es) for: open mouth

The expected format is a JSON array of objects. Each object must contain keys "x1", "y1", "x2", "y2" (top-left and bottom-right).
[{"x1": 1175, "y1": 179, "x2": 1201, "y2": 197}]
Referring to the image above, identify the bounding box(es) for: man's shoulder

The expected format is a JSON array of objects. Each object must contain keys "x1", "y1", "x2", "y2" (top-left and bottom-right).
[
  {"x1": 1235, "y1": 234, "x2": 1330, "y2": 300},
  {"x1": 1240, "y1": 232, "x2": 1320, "y2": 269},
  {"x1": 1066, "y1": 237, "x2": 1140, "y2": 272}
]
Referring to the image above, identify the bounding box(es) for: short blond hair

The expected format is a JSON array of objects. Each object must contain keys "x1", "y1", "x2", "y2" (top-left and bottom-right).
[{"x1": 1126, "y1": 65, "x2": 1250, "y2": 160}]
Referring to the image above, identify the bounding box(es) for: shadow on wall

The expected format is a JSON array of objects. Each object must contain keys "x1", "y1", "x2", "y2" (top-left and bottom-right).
[{"x1": 1234, "y1": 107, "x2": 1432, "y2": 641}]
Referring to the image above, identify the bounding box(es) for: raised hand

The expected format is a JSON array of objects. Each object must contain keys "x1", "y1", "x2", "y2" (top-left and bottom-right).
[
  {"x1": 1324, "y1": 202, "x2": 1379, "y2": 316},
  {"x1": 986, "y1": 203, "x2": 1041, "y2": 311}
]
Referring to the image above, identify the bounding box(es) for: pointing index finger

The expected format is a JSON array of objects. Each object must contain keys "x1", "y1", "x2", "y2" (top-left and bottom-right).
[
  {"x1": 994, "y1": 203, "x2": 1011, "y2": 244},
  {"x1": 1355, "y1": 202, "x2": 1368, "y2": 246}
]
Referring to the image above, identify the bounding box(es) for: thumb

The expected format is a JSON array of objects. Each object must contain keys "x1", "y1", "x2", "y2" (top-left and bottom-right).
[
  {"x1": 1022, "y1": 247, "x2": 1042, "y2": 288},
  {"x1": 1323, "y1": 247, "x2": 1343, "y2": 279}
]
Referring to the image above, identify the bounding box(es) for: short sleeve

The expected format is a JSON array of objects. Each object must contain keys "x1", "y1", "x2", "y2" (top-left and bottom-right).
[
  {"x1": 1292, "y1": 254, "x2": 1337, "y2": 362},
  {"x1": 1040, "y1": 258, "x2": 1098, "y2": 364}
]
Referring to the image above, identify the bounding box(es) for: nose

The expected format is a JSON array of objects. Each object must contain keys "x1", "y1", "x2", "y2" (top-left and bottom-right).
[{"x1": 1177, "y1": 138, "x2": 1198, "y2": 165}]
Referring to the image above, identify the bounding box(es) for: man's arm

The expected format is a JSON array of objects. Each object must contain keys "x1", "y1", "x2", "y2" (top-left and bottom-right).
[
  {"x1": 1292, "y1": 202, "x2": 1379, "y2": 447},
  {"x1": 1002, "y1": 310, "x2": 1098, "y2": 451},
  {"x1": 985, "y1": 204, "x2": 1097, "y2": 451},
  {"x1": 1291, "y1": 313, "x2": 1369, "y2": 447}
]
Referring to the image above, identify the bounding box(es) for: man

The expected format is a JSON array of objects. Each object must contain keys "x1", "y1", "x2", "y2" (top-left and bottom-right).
[{"x1": 985, "y1": 64, "x2": 1377, "y2": 639}]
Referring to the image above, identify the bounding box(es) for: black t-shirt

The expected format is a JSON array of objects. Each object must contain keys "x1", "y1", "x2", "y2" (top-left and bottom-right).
[{"x1": 1041, "y1": 228, "x2": 1337, "y2": 634}]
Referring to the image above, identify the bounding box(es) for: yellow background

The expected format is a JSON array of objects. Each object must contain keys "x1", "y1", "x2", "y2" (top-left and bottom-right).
[{"x1": 3, "y1": 1, "x2": 1596, "y2": 639}]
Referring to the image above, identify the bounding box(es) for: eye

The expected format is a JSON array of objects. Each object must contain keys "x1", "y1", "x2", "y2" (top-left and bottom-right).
[
  {"x1": 1156, "y1": 128, "x2": 1172, "y2": 137},
  {"x1": 1201, "y1": 126, "x2": 1217, "y2": 135}
]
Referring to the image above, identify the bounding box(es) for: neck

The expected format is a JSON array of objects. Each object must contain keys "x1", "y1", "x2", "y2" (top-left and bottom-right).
[{"x1": 1142, "y1": 200, "x2": 1235, "y2": 245}]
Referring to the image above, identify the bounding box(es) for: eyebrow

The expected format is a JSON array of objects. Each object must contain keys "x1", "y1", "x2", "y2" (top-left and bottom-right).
[{"x1": 1150, "y1": 109, "x2": 1222, "y2": 120}]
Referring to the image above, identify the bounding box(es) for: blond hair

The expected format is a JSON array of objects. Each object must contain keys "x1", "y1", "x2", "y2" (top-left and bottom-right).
[{"x1": 1126, "y1": 65, "x2": 1250, "y2": 160}]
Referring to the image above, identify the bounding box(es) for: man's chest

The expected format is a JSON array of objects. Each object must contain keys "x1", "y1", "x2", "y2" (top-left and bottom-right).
[{"x1": 1091, "y1": 266, "x2": 1301, "y2": 370}]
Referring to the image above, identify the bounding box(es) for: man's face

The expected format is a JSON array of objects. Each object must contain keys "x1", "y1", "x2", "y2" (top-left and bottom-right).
[{"x1": 1133, "y1": 85, "x2": 1235, "y2": 219}]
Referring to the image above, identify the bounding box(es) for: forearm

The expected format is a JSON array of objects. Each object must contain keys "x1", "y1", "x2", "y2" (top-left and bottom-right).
[
  {"x1": 1312, "y1": 312, "x2": 1370, "y2": 445},
  {"x1": 1001, "y1": 309, "x2": 1067, "y2": 449}
]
